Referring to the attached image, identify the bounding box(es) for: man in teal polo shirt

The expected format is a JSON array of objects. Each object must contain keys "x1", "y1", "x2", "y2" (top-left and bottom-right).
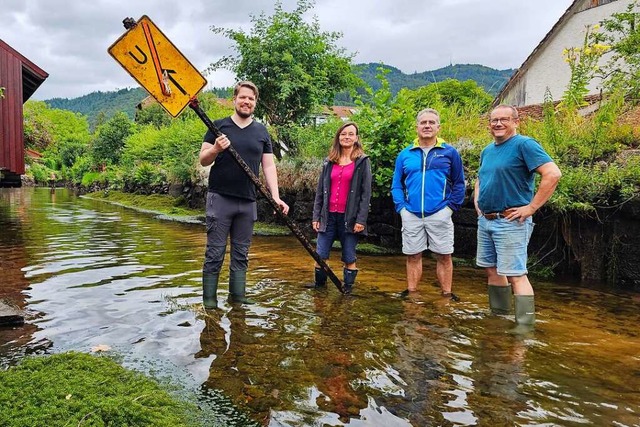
[
  {"x1": 474, "y1": 105, "x2": 561, "y2": 330},
  {"x1": 392, "y1": 108, "x2": 466, "y2": 300}
]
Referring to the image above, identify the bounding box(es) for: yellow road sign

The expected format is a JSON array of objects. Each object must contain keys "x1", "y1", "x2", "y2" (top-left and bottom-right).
[{"x1": 108, "y1": 15, "x2": 207, "y2": 117}]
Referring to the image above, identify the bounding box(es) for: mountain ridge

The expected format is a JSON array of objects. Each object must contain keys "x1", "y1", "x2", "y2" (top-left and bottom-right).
[{"x1": 45, "y1": 63, "x2": 514, "y2": 127}]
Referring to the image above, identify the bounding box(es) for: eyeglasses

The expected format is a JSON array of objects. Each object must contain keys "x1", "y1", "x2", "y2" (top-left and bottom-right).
[{"x1": 490, "y1": 117, "x2": 516, "y2": 125}]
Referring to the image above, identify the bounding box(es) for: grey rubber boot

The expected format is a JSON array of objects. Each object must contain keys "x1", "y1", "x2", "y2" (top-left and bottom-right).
[
  {"x1": 228, "y1": 270, "x2": 255, "y2": 304},
  {"x1": 305, "y1": 267, "x2": 328, "y2": 288},
  {"x1": 202, "y1": 272, "x2": 220, "y2": 309},
  {"x1": 343, "y1": 268, "x2": 358, "y2": 294},
  {"x1": 488, "y1": 284, "x2": 512, "y2": 315},
  {"x1": 511, "y1": 295, "x2": 535, "y2": 333}
]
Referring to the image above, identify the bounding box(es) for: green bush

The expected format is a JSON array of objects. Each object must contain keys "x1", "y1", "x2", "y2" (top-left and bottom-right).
[
  {"x1": 133, "y1": 162, "x2": 165, "y2": 186},
  {"x1": 283, "y1": 119, "x2": 343, "y2": 159},
  {"x1": 27, "y1": 163, "x2": 53, "y2": 184},
  {"x1": 68, "y1": 155, "x2": 94, "y2": 184},
  {"x1": 121, "y1": 117, "x2": 205, "y2": 185},
  {"x1": 276, "y1": 157, "x2": 323, "y2": 191},
  {"x1": 81, "y1": 171, "x2": 105, "y2": 187}
]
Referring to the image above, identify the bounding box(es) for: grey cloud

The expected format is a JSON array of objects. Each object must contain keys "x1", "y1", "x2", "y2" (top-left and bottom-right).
[{"x1": 0, "y1": 0, "x2": 573, "y2": 100}]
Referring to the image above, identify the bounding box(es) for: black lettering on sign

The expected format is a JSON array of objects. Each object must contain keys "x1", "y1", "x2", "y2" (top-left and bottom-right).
[
  {"x1": 129, "y1": 46, "x2": 148, "y2": 64},
  {"x1": 163, "y1": 69, "x2": 187, "y2": 95}
]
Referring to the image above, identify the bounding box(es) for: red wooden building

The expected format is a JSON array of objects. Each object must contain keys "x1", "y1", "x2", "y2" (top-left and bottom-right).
[{"x1": 0, "y1": 39, "x2": 48, "y2": 187}]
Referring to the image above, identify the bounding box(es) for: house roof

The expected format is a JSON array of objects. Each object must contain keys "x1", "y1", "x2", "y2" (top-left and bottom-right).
[
  {"x1": 493, "y1": 1, "x2": 581, "y2": 106},
  {"x1": 316, "y1": 105, "x2": 357, "y2": 119},
  {"x1": 0, "y1": 39, "x2": 49, "y2": 101},
  {"x1": 515, "y1": 94, "x2": 602, "y2": 121},
  {"x1": 330, "y1": 106, "x2": 357, "y2": 119},
  {"x1": 25, "y1": 149, "x2": 43, "y2": 159},
  {"x1": 619, "y1": 104, "x2": 640, "y2": 126}
]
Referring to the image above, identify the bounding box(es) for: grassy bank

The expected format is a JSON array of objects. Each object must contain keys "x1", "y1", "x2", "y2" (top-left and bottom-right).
[
  {"x1": 83, "y1": 190, "x2": 291, "y2": 236},
  {"x1": 0, "y1": 352, "x2": 234, "y2": 427}
]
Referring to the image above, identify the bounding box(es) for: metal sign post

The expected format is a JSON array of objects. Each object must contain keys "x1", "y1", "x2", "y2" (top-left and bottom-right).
[{"x1": 108, "y1": 16, "x2": 344, "y2": 292}]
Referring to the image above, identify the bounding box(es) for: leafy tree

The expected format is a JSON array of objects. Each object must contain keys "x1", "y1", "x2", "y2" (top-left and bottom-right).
[
  {"x1": 593, "y1": 2, "x2": 640, "y2": 102},
  {"x1": 135, "y1": 102, "x2": 172, "y2": 128},
  {"x1": 353, "y1": 70, "x2": 415, "y2": 197},
  {"x1": 23, "y1": 101, "x2": 91, "y2": 162},
  {"x1": 404, "y1": 79, "x2": 492, "y2": 111},
  {"x1": 208, "y1": 0, "x2": 358, "y2": 156},
  {"x1": 92, "y1": 112, "x2": 135, "y2": 167},
  {"x1": 23, "y1": 101, "x2": 54, "y2": 151}
]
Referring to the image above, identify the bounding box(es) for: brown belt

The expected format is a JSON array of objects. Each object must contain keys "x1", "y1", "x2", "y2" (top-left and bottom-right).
[{"x1": 483, "y1": 208, "x2": 516, "y2": 220}]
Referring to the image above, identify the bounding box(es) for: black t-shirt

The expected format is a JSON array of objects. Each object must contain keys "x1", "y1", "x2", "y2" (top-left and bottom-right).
[{"x1": 204, "y1": 116, "x2": 273, "y2": 201}]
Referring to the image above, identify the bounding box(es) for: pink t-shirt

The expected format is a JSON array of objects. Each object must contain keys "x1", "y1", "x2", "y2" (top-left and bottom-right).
[{"x1": 329, "y1": 162, "x2": 355, "y2": 213}]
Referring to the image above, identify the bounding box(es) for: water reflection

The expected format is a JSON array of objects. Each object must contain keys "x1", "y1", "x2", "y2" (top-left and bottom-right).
[{"x1": 1, "y1": 188, "x2": 639, "y2": 426}]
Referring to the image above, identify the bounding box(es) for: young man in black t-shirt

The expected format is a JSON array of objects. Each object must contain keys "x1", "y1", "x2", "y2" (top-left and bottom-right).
[{"x1": 198, "y1": 81, "x2": 289, "y2": 308}]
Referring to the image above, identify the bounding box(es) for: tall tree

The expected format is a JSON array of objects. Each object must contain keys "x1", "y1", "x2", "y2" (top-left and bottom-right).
[
  {"x1": 208, "y1": 0, "x2": 358, "y2": 156},
  {"x1": 595, "y1": 2, "x2": 640, "y2": 102},
  {"x1": 405, "y1": 79, "x2": 493, "y2": 111},
  {"x1": 92, "y1": 112, "x2": 134, "y2": 167}
]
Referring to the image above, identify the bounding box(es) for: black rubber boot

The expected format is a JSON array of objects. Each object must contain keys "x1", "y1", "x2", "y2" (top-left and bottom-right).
[
  {"x1": 228, "y1": 270, "x2": 255, "y2": 304},
  {"x1": 202, "y1": 272, "x2": 219, "y2": 309},
  {"x1": 343, "y1": 268, "x2": 358, "y2": 294},
  {"x1": 510, "y1": 295, "x2": 535, "y2": 334},
  {"x1": 488, "y1": 284, "x2": 512, "y2": 315},
  {"x1": 304, "y1": 267, "x2": 328, "y2": 288}
]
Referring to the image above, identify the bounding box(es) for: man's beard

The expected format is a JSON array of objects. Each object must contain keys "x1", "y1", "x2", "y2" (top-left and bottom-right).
[{"x1": 235, "y1": 107, "x2": 252, "y2": 119}]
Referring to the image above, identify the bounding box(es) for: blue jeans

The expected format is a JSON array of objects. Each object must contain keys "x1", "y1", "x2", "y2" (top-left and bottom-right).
[
  {"x1": 316, "y1": 212, "x2": 359, "y2": 264},
  {"x1": 476, "y1": 216, "x2": 534, "y2": 276}
]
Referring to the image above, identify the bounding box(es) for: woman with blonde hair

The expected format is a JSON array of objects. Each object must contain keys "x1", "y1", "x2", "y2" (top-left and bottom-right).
[{"x1": 308, "y1": 122, "x2": 372, "y2": 293}]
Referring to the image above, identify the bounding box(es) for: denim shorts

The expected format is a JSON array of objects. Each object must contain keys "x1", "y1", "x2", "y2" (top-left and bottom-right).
[
  {"x1": 316, "y1": 212, "x2": 359, "y2": 264},
  {"x1": 476, "y1": 215, "x2": 534, "y2": 276}
]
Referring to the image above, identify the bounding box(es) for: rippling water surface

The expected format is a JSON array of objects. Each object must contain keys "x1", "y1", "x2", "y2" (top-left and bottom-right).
[{"x1": 1, "y1": 188, "x2": 639, "y2": 426}]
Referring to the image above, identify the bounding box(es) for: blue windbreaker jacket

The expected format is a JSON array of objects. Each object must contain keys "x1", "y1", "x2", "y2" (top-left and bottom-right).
[{"x1": 391, "y1": 138, "x2": 466, "y2": 216}]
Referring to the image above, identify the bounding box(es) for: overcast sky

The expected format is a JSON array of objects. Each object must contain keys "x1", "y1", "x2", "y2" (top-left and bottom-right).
[{"x1": 1, "y1": 0, "x2": 573, "y2": 100}]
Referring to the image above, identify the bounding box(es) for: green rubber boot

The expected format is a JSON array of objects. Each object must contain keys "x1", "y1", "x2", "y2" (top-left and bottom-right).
[
  {"x1": 510, "y1": 295, "x2": 535, "y2": 334},
  {"x1": 202, "y1": 272, "x2": 219, "y2": 309},
  {"x1": 488, "y1": 284, "x2": 512, "y2": 315},
  {"x1": 228, "y1": 270, "x2": 255, "y2": 304}
]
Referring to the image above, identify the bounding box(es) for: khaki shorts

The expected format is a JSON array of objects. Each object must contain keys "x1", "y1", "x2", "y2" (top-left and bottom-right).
[{"x1": 400, "y1": 207, "x2": 454, "y2": 255}]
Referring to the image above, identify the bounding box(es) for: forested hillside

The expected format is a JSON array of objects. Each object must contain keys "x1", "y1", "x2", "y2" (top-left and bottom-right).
[
  {"x1": 44, "y1": 63, "x2": 513, "y2": 124},
  {"x1": 355, "y1": 63, "x2": 513, "y2": 95},
  {"x1": 46, "y1": 88, "x2": 147, "y2": 129}
]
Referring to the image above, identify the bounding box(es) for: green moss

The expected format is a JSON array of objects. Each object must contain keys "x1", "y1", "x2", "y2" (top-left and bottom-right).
[
  {"x1": 325, "y1": 240, "x2": 399, "y2": 255},
  {"x1": 253, "y1": 222, "x2": 291, "y2": 236},
  {"x1": 84, "y1": 191, "x2": 291, "y2": 235},
  {"x1": 0, "y1": 352, "x2": 199, "y2": 427},
  {"x1": 86, "y1": 190, "x2": 199, "y2": 217}
]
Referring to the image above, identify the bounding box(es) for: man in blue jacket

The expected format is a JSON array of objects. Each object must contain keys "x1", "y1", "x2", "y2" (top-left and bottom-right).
[{"x1": 391, "y1": 108, "x2": 466, "y2": 300}]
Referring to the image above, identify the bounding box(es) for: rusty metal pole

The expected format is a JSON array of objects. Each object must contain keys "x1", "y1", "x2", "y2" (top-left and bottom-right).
[{"x1": 189, "y1": 99, "x2": 345, "y2": 293}]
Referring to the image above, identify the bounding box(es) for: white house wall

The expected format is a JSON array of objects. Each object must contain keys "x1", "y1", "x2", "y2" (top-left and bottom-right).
[{"x1": 503, "y1": 0, "x2": 632, "y2": 106}]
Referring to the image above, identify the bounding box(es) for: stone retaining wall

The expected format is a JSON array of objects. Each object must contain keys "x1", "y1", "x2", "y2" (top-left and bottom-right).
[{"x1": 252, "y1": 188, "x2": 640, "y2": 292}]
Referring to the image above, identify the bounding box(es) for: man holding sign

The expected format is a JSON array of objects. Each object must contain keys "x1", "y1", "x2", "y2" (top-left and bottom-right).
[{"x1": 199, "y1": 81, "x2": 289, "y2": 309}]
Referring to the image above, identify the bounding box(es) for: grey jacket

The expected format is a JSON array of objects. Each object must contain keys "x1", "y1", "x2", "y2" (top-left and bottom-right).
[{"x1": 312, "y1": 155, "x2": 372, "y2": 235}]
